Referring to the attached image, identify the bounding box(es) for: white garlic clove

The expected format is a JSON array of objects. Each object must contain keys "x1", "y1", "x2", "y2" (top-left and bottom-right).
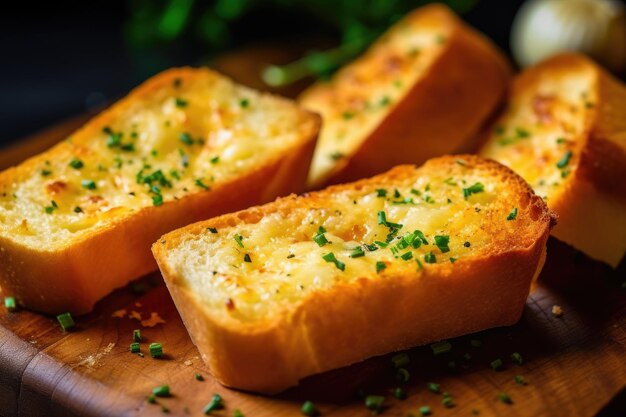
[{"x1": 511, "y1": 0, "x2": 626, "y2": 72}]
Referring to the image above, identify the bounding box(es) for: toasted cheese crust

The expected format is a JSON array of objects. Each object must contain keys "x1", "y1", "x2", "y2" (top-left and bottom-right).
[
  {"x1": 0, "y1": 67, "x2": 320, "y2": 314},
  {"x1": 480, "y1": 54, "x2": 626, "y2": 267},
  {"x1": 300, "y1": 4, "x2": 511, "y2": 188},
  {"x1": 153, "y1": 155, "x2": 554, "y2": 393}
]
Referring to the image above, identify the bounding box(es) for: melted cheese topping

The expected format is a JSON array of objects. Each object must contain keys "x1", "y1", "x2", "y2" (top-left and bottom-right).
[
  {"x1": 0, "y1": 70, "x2": 312, "y2": 248},
  {"x1": 301, "y1": 10, "x2": 451, "y2": 186},
  {"x1": 165, "y1": 162, "x2": 534, "y2": 323},
  {"x1": 480, "y1": 67, "x2": 595, "y2": 202}
]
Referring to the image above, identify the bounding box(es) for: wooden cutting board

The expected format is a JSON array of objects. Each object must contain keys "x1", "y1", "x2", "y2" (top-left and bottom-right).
[{"x1": 1, "y1": 48, "x2": 626, "y2": 417}]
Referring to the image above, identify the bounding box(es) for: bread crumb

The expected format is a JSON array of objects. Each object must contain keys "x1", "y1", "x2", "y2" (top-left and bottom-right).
[
  {"x1": 184, "y1": 360, "x2": 193, "y2": 366},
  {"x1": 135, "y1": 302, "x2": 142, "y2": 307},
  {"x1": 552, "y1": 305, "x2": 563, "y2": 317},
  {"x1": 141, "y1": 312, "x2": 166, "y2": 327},
  {"x1": 111, "y1": 309, "x2": 127, "y2": 318}
]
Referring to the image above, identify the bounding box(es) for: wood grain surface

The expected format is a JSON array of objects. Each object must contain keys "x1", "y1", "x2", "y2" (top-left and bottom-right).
[{"x1": 1, "y1": 47, "x2": 625, "y2": 417}]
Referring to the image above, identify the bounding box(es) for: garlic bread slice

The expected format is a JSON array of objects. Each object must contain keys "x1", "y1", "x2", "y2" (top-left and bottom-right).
[
  {"x1": 300, "y1": 3, "x2": 511, "y2": 189},
  {"x1": 0, "y1": 67, "x2": 320, "y2": 314},
  {"x1": 480, "y1": 54, "x2": 626, "y2": 267},
  {"x1": 153, "y1": 155, "x2": 554, "y2": 393}
]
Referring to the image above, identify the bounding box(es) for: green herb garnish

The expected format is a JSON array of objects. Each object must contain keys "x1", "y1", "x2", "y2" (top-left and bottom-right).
[
  {"x1": 130, "y1": 342, "x2": 140, "y2": 353},
  {"x1": 313, "y1": 227, "x2": 329, "y2": 247},
  {"x1": 419, "y1": 405, "x2": 432, "y2": 416},
  {"x1": 430, "y1": 341, "x2": 452, "y2": 355},
  {"x1": 427, "y1": 382, "x2": 440, "y2": 393},
  {"x1": 149, "y1": 342, "x2": 163, "y2": 358},
  {"x1": 234, "y1": 234, "x2": 244, "y2": 248},
  {"x1": 396, "y1": 368, "x2": 410, "y2": 383},
  {"x1": 4, "y1": 297, "x2": 17, "y2": 312},
  {"x1": 364, "y1": 395, "x2": 385, "y2": 412},
  {"x1": 239, "y1": 98, "x2": 250, "y2": 108},
  {"x1": 69, "y1": 158, "x2": 84, "y2": 169},
  {"x1": 507, "y1": 207, "x2": 518, "y2": 221},
  {"x1": 195, "y1": 178, "x2": 210, "y2": 190},
  {"x1": 81, "y1": 179, "x2": 97, "y2": 190},
  {"x1": 376, "y1": 261, "x2": 386, "y2": 273},
  {"x1": 45, "y1": 200, "x2": 58, "y2": 214},
  {"x1": 195, "y1": 373, "x2": 204, "y2": 381},
  {"x1": 556, "y1": 151, "x2": 573, "y2": 169},
  {"x1": 510, "y1": 352, "x2": 523, "y2": 365},
  {"x1": 210, "y1": 156, "x2": 220, "y2": 164},
  {"x1": 434, "y1": 235, "x2": 450, "y2": 253},
  {"x1": 56, "y1": 312, "x2": 75, "y2": 331},
  {"x1": 376, "y1": 188, "x2": 387, "y2": 198},
  {"x1": 203, "y1": 394, "x2": 224, "y2": 414},
  {"x1": 394, "y1": 387, "x2": 406, "y2": 400},
  {"x1": 463, "y1": 182, "x2": 484, "y2": 199},
  {"x1": 350, "y1": 246, "x2": 365, "y2": 258},
  {"x1": 490, "y1": 358, "x2": 503, "y2": 371},
  {"x1": 208, "y1": 227, "x2": 218, "y2": 233},
  {"x1": 424, "y1": 251, "x2": 436, "y2": 264},
  {"x1": 498, "y1": 392, "x2": 512, "y2": 404},
  {"x1": 133, "y1": 329, "x2": 142, "y2": 342},
  {"x1": 300, "y1": 401, "x2": 317, "y2": 416},
  {"x1": 180, "y1": 132, "x2": 194, "y2": 146},
  {"x1": 175, "y1": 98, "x2": 188, "y2": 107},
  {"x1": 322, "y1": 252, "x2": 345, "y2": 271},
  {"x1": 243, "y1": 254, "x2": 251, "y2": 263}
]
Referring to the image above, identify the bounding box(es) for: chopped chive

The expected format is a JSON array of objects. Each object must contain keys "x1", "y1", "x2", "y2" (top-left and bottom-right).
[
  {"x1": 498, "y1": 392, "x2": 512, "y2": 404},
  {"x1": 56, "y1": 312, "x2": 75, "y2": 331},
  {"x1": 180, "y1": 132, "x2": 194, "y2": 146},
  {"x1": 234, "y1": 234, "x2": 244, "y2": 248},
  {"x1": 74, "y1": 206, "x2": 83, "y2": 213},
  {"x1": 45, "y1": 200, "x2": 58, "y2": 214},
  {"x1": 239, "y1": 98, "x2": 250, "y2": 108},
  {"x1": 149, "y1": 342, "x2": 163, "y2": 358},
  {"x1": 350, "y1": 246, "x2": 365, "y2": 258},
  {"x1": 463, "y1": 182, "x2": 484, "y2": 199},
  {"x1": 147, "y1": 393, "x2": 157, "y2": 404},
  {"x1": 414, "y1": 230, "x2": 428, "y2": 245},
  {"x1": 69, "y1": 158, "x2": 84, "y2": 169},
  {"x1": 556, "y1": 137, "x2": 567, "y2": 144},
  {"x1": 394, "y1": 387, "x2": 406, "y2": 400},
  {"x1": 342, "y1": 111, "x2": 355, "y2": 120},
  {"x1": 203, "y1": 394, "x2": 224, "y2": 414},
  {"x1": 175, "y1": 98, "x2": 188, "y2": 107},
  {"x1": 378, "y1": 211, "x2": 387, "y2": 225},
  {"x1": 430, "y1": 341, "x2": 452, "y2": 355},
  {"x1": 4, "y1": 297, "x2": 17, "y2": 312},
  {"x1": 376, "y1": 188, "x2": 387, "y2": 197},
  {"x1": 556, "y1": 151, "x2": 573, "y2": 169},
  {"x1": 133, "y1": 329, "x2": 142, "y2": 342},
  {"x1": 427, "y1": 382, "x2": 440, "y2": 393},
  {"x1": 195, "y1": 373, "x2": 204, "y2": 381},
  {"x1": 322, "y1": 252, "x2": 345, "y2": 271},
  {"x1": 419, "y1": 405, "x2": 432, "y2": 416},
  {"x1": 329, "y1": 151, "x2": 344, "y2": 161},
  {"x1": 195, "y1": 179, "x2": 210, "y2": 190},
  {"x1": 287, "y1": 254, "x2": 295, "y2": 259},
  {"x1": 416, "y1": 258, "x2": 424, "y2": 271},
  {"x1": 313, "y1": 230, "x2": 329, "y2": 247},
  {"x1": 396, "y1": 368, "x2": 410, "y2": 383},
  {"x1": 152, "y1": 385, "x2": 170, "y2": 397},
  {"x1": 490, "y1": 358, "x2": 504, "y2": 371},
  {"x1": 507, "y1": 207, "x2": 518, "y2": 221},
  {"x1": 514, "y1": 375, "x2": 526, "y2": 385},
  {"x1": 210, "y1": 156, "x2": 220, "y2": 164},
  {"x1": 392, "y1": 352, "x2": 410, "y2": 368},
  {"x1": 243, "y1": 254, "x2": 251, "y2": 263},
  {"x1": 400, "y1": 252, "x2": 413, "y2": 261},
  {"x1": 130, "y1": 342, "x2": 140, "y2": 353},
  {"x1": 364, "y1": 395, "x2": 385, "y2": 412},
  {"x1": 442, "y1": 393, "x2": 455, "y2": 408},
  {"x1": 424, "y1": 252, "x2": 436, "y2": 264},
  {"x1": 510, "y1": 352, "x2": 523, "y2": 365},
  {"x1": 233, "y1": 409, "x2": 244, "y2": 417},
  {"x1": 152, "y1": 194, "x2": 164, "y2": 206},
  {"x1": 208, "y1": 227, "x2": 218, "y2": 233},
  {"x1": 300, "y1": 400, "x2": 317, "y2": 416},
  {"x1": 376, "y1": 261, "x2": 386, "y2": 273},
  {"x1": 434, "y1": 235, "x2": 450, "y2": 253},
  {"x1": 374, "y1": 240, "x2": 388, "y2": 248},
  {"x1": 450, "y1": 257, "x2": 458, "y2": 263},
  {"x1": 41, "y1": 169, "x2": 52, "y2": 176},
  {"x1": 81, "y1": 179, "x2": 97, "y2": 190}
]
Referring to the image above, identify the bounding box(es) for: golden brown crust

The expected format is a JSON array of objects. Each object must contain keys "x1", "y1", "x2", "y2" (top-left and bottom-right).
[
  {"x1": 153, "y1": 155, "x2": 554, "y2": 393},
  {"x1": 300, "y1": 4, "x2": 512, "y2": 189},
  {"x1": 0, "y1": 68, "x2": 320, "y2": 315},
  {"x1": 479, "y1": 53, "x2": 626, "y2": 266}
]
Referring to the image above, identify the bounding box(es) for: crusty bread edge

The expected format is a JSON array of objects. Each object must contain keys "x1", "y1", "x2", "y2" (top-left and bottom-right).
[
  {"x1": 302, "y1": 4, "x2": 512, "y2": 189},
  {"x1": 0, "y1": 68, "x2": 321, "y2": 315},
  {"x1": 153, "y1": 155, "x2": 555, "y2": 393}
]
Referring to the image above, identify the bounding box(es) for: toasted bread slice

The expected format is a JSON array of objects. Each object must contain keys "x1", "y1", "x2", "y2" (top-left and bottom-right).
[
  {"x1": 480, "y1": 54, "x2": 626, "y2": 267},
  {"x1": 0, "y1": 68, "x2": 320, "y2": 315},
  {"x1": 153, "y1": 155, "x2": 554, "y2": 393},
  {"x1": 299, "y1": 4, "x2": 511, "y2": 189}
]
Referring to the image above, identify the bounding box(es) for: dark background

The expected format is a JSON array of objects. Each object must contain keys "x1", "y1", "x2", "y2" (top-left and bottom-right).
[{"x1": 0, "y1": 0, "x2": 526, "y2": 146}]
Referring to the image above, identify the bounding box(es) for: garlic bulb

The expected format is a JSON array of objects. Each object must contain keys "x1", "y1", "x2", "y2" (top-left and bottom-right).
[{"x1": 511, "y1": 0, "x2": 626, "y2": 72}]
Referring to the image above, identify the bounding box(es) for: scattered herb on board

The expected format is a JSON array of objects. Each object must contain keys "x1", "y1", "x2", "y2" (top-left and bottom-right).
[
  {"x1": 442, "y1": 392, "x2": 454, "y2": 408},
  {"x1": 364, "y1": 395, "x2": 385, "y2": 412},
  {"x1": 130, "y1": 342, "x2": 140, "y2": 353},
  {"x1": 392, "y1": 353, "x2": 410, "y2": 368},
  {"x1": 133, "y1": 329, "x2": 142, "y2": 342},
  {"x1": 300, "y1": 400, "x2": 318, "y2": 416},
  {"x1": 202, "y1": 394, "x2": 224, "y2": 414},
  {"x1": 490, "y1": 358, "x2": 504, "y2": 371},
  {"x1": 498, "y1": 392, "x2": 513, "y2": 404},
  {"x1": 56, "y1": 312, "x2": 75, "y2": 331},
  {"x1": 396, "y1": 367, "x2": 410, "y2": 382},
  {"x1": 430, "y1": 341, "x2": 452, "y2": 355},
  {"x1": 510, "y1": 352, "x2": 523, "y2": 365},
  {"x1": 427, "y1": 382, "x2": 440, "y2": 394},
  {"x1": 149, "y1": 342, "x2": 163, "y2": 358},
  {"x1": 394, "y1": 387, "x2": 407, "y2": 399},
  {"x1": 419, "y1": 405, "x2": 432, "y2": 416},
  {"x1": 195, "y1": 373, "x2": 204, "y2": 381},
  {"x1": 152, "y1": 385, "x2": 171, "y2": 397},
  {"x1": 4, "y1": 297, "x2": 17, "y2": 312}
]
